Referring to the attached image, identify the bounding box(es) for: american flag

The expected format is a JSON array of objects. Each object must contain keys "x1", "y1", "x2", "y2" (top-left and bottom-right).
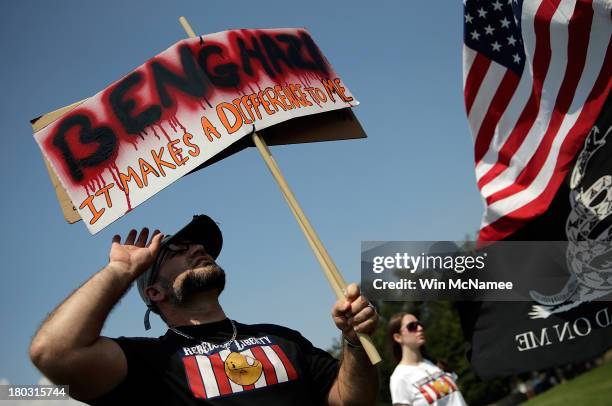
[{"x1": 463, "y1": 0, "x2": 611, "y2": 242}]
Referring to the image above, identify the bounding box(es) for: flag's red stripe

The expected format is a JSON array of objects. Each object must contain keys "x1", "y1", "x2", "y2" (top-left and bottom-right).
[
  {"x1": 270, "y1": 345, "x2": 298, "y2": 380},
  {"x1": 479, "y1": 39, "x2": 612, "y2": 242},
  {"x1": 426, "y1": 382, "x2": 441, "y2": 399},
  {"x1": 209, "y1": 353, "x2": 233, "y2": 395},
  {"x1": 474, "y1": 70, "x2": 521, "y2": 164},
  {"x1": 485, "y1": 0, "x2": 594, "y2": 205},
  {"x1": 243, "y1": 384, "x2": 255, "y2": 390},
  {"x1": 418, "y1": 385, "x2": 435, "y2": 404},
  {"x1": 477, "y1": 0, "x2": 560, "y2": 190},
  {"x1": 183, "y1": 356, "x2": 207, "y2": 399},
  {"x1": 441, "y1": 375, "x2": 458, "y2": 391},
  {"x1": 464, "y1": 53, "x2": 492, "y2": 115},
  {"x1": 251, "y1": 346, "x2": 277, "y2": 385}
]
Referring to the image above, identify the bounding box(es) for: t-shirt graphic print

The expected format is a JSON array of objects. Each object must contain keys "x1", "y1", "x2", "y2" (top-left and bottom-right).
[{"x1": 182, "y1": 339, "x2": 298, "y2": 400}]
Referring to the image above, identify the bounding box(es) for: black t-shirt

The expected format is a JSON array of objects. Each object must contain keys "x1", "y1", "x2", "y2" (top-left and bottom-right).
[{"x1": 89, "y1": 319, "x2": 339, "y2": 405}]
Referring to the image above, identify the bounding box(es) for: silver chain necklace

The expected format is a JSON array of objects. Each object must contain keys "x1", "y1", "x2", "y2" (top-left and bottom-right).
[{"x1": 168, "y1": 319, "x2": 237, "y2": 349}]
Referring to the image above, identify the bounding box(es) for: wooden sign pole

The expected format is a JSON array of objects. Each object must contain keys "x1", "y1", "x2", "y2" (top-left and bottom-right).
[
  {"x1": 177, "y1": 17, "x2": 381, "y2": 365},
  {"x1": 251, "y1": 131, "x2": 381, "y2": 364}
]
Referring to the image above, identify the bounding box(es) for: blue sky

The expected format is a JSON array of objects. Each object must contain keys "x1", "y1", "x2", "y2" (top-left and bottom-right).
[{"x1": 0, "y1": 0, "x2": 481, "y2": 384}]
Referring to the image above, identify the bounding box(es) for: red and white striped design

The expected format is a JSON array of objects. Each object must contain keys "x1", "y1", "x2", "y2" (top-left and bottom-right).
[
  {"x1": 418, "y1": 384, "x2": 436, "y2": 404},
  {"x1": 417, "y1": 375, "x2": 459, "y2": 404},
  {"x1": 464, "y1": 0, "x2": 612, "y2": 242},
  {"x1": 182, "y1": 345, "x2": 298, "y2": 400}
]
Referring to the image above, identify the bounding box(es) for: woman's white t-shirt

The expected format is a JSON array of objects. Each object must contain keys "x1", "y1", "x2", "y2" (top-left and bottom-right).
[{"x1": 389, "y1": 360, "x2": 467, "y2": 406}]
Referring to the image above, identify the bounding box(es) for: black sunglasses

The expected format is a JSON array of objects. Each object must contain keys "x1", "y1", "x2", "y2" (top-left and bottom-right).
[
  {"x1": 403, "y1": 321, "x2": 424, "y2": 332},
  {"x1": 165, "y1": 241, "x2": 206, "y2": 254},
  {"x1": 165, "y1": 242, "x2": 193, "y2": 253}
]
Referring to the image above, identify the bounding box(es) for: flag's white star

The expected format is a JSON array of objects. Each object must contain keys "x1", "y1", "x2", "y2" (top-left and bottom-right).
[
  {"x1": 492, "y1": 41, "x2": 501, "y2": 51},
  {"x1": 465, "y1": 13, "x2": 474, "y2": 24},
  {"x1": 500, "y1": 17, "x2": 511, "y2": 28},
  {"x1": 507, "y1": 35, "x2": 517, "y2": 45},
  {"x1": 492, "y1": 0, "x2": 503, "y2": 10},
  {"x1": 507, "y1": 0, "x2": 513, "y2": 4},
  {"x1": 478, "y1": 7, "x2": 487, "y2": 18},
  {"x1": 513, "y1": 53, "x2": 521, "y2": 63},
  {"x1": 484, "y1": 25, "x2": 495, "y2": 35},
  {"x1": 471, "y1": 30, "x2": 481, "y2": 40}
]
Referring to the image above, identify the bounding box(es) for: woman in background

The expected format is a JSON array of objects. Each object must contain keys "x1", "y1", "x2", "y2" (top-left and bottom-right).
[{"x1": 387, "y1": 312, "x2": 467, "y2": 406}]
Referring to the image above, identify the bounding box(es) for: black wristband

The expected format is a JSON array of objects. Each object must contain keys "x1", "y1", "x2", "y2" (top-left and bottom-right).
[{"x1": 343, "y1": 335, "x2": 364, "y2": 349}]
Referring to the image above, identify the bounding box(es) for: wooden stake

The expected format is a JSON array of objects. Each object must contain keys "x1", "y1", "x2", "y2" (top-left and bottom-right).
[
  {"x1": 179, "y1": 16, "x2": 197, "y2": 38},
  {"x1": 178, "y1": 16, "x2": 381, "y2": 365},
  {"x1": 250, "y1": 132, "x2": 381, "y2": 364},
  {"x1": 250, "y1": 132, "x2": 345, "y2": 297}
]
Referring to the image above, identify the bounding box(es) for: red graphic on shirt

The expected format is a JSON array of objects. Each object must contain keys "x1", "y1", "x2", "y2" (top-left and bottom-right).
[
  {"x1": 182, "y1": 345, "x2": 297, "y2": 400},
  {"x1": 417, "y1": 374, "x2": 458, "y2": 404}
]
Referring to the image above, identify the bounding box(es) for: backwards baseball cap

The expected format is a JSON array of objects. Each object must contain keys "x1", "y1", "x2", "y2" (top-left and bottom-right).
[{"x1": 136, "y1": 215, "x2": 223, "y2": 329}]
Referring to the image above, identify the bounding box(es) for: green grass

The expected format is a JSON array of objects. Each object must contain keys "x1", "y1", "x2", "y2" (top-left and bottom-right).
[{"x1": 522, "y1": 361, "x2": 612, "y2": 406}]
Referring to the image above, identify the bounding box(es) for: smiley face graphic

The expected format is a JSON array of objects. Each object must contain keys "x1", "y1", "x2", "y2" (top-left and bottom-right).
[
  {"x1": 224, "y1": 352, "x2": 263, "y2": 385},
  {"x1": 433, "y1": 379, "x2": 450, "y2": 395}
]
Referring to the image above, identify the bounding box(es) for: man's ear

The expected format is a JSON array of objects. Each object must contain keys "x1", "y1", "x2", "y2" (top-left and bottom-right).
[{"x1": 145, "y1": 284, "x2": 166, "y2": 304}]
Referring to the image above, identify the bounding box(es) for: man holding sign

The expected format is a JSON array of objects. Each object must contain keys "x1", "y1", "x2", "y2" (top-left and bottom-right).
[{"x1": 29, "y1": 215, "x2": 379, "y2": 405}]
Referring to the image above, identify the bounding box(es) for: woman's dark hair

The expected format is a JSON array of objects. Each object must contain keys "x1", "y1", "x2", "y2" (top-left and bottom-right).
[{"x1": 387, "y1": 312, "x2": 409, "y2": 363}]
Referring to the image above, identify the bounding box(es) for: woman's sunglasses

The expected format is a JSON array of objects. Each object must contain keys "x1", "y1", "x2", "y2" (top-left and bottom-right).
[{"x1": 403, "y1": 321, "x2": 424, "y2": 332}]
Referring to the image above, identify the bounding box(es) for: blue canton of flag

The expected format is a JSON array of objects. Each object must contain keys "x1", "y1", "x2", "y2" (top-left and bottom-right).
[{"x1": 464, "y1": 0, "x2": 526, "y2": 74}]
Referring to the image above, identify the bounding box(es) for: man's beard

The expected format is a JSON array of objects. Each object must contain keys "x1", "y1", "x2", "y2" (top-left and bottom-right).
[{"x1": 162, "y1": 264, "x2": 226, "y2": 306}]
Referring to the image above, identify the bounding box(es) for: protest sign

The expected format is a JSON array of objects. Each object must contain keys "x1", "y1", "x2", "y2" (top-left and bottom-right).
[{"x1": 33, "y1": 28, "x2": 364, "y2": 233}]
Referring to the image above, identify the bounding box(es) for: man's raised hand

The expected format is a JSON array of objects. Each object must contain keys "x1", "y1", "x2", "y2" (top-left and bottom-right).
[{"x1": 108, "y1": 228, "x2": 163, "y2": 277}]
